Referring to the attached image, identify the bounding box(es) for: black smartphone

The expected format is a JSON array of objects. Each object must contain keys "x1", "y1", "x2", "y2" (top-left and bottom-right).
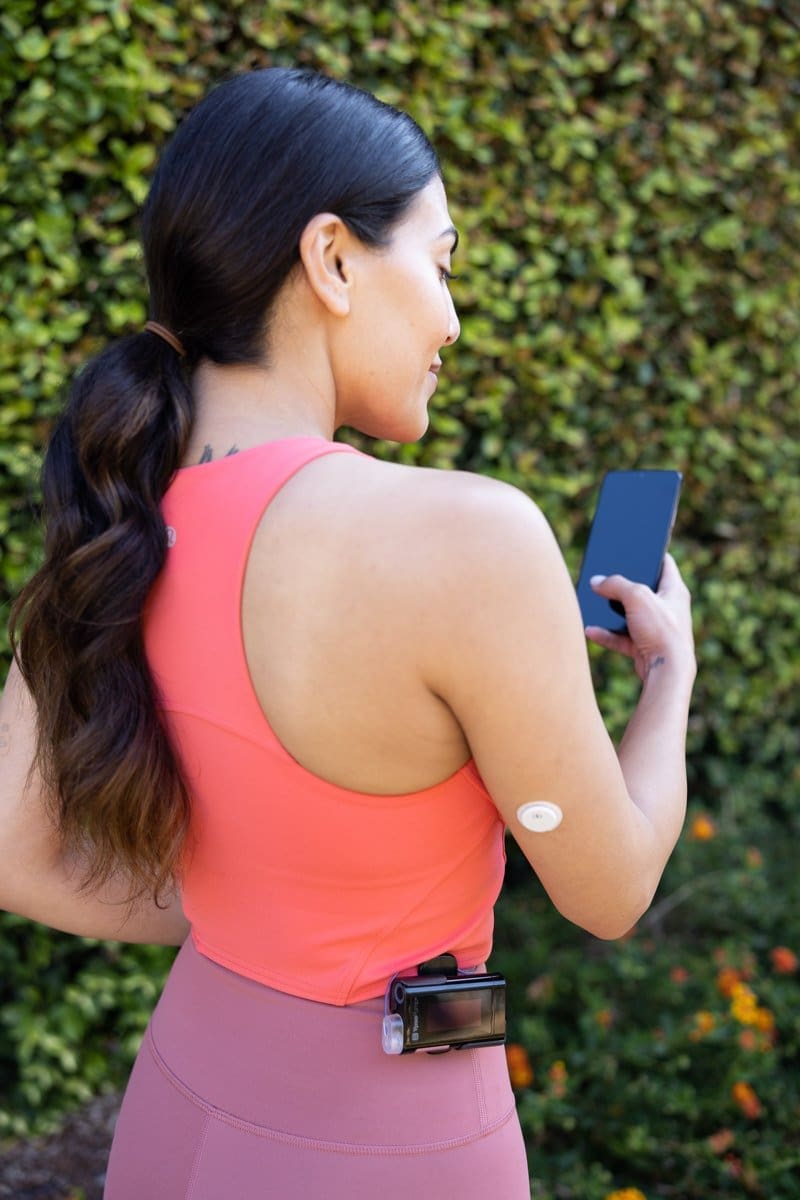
[{"x1": 576, "y1": 469, "x2": 682, "y2": 635}]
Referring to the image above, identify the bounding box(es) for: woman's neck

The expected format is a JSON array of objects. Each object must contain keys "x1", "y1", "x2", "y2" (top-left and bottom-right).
[{"x1": 182, "y1": 359, "x2": 336, "y2": 466}]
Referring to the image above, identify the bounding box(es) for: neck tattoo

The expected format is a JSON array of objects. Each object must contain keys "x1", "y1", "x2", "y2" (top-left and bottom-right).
[{"x1": 198, "y1": 444, "x2": 239, "y2": 464}]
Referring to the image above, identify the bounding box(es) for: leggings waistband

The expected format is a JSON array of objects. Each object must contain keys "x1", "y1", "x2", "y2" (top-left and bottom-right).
[{"x1": 148, "y1": 939, "x2": 516, "y2": 1150}]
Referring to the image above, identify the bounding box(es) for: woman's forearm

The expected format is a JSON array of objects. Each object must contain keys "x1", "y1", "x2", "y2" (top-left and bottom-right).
[
  {"x1": 2, "y1": 780, "x2": 190, "y2": 944},
  {"x1": 618, "y1": 656, "x2": 696, "y2": 871},
  {"x1": 1, "y1": 660, "x2": 189, "y2": 944},
  {"x1": 8, "y1": 856, "x2": 190, "y2": 944}
]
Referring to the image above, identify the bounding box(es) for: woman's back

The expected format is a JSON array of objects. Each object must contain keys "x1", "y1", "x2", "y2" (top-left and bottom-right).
[
  {"x1": 146, "y1": 436, "x2": 506, "y2": 1004},
  {"x1": 240, "y1": 446, "x2": 486, "y2": 793}
]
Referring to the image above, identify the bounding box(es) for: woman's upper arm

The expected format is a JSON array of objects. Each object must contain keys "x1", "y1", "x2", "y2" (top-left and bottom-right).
[{"x1": 419, "y1": 480, "x2": 660, "y2": 937}]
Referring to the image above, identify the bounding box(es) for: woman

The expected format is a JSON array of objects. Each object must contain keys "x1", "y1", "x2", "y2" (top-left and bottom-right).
[{"x1": 2, "y1": 68, "x2": 695, "y2": 1197}]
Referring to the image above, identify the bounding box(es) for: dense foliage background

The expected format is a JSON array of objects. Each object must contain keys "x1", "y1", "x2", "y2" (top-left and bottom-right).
[{"x1": 1, "y1": 1, "x2": 798, "y2": 1195}]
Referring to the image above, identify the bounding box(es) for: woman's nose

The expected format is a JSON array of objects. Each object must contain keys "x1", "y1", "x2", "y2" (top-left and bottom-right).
[{"x1": 444, "y1": 295, "x2": 460, "y2": 345}]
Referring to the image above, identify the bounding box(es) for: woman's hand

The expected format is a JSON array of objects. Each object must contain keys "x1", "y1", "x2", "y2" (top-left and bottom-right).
[{"x1": 584, "y1": 554, "x2": 696, "y2": 685}]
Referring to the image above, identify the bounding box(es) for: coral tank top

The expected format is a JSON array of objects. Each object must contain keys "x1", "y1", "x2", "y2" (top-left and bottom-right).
[{"x1": 143, "y1": 437, "x2": 506, "y2": 1005}]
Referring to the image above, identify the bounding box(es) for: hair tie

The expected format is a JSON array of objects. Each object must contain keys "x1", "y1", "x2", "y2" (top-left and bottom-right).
[{"x1": 144, "y1": 320, "x2": 186, "y2": 357}]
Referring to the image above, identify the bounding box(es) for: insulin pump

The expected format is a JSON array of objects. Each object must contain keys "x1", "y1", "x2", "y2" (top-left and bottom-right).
[{"x1": 382, "y1": 953, "x2": 506, "y2": 1055}]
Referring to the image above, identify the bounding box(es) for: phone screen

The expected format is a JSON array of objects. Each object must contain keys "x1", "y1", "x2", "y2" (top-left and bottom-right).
[{"x1": 576, "y1": 469, "x2": 682, "y2": 634}]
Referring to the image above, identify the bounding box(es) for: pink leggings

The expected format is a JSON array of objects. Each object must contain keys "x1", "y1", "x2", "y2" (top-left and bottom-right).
[{"x1": 104, "y1": 939, "x2": 530, "y2": 1198}]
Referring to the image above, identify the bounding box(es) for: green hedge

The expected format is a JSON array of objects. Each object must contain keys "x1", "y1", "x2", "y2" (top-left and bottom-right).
[{"x1": 2, "y1": 1, "x2": 799, "y2": 1194}]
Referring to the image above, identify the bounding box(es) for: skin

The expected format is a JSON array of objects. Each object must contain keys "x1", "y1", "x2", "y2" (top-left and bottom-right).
[
  {"x1": 0, "y1": 662, "x2": 188, "y2": 943},
  {"x1": 1, "y1": 175, "x2": 696, "y2": 943}
]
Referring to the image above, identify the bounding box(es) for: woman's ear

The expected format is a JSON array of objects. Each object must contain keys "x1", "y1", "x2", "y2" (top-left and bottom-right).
[{"x1": 298, "y1": 213, "x2": 353, "y2": 317}]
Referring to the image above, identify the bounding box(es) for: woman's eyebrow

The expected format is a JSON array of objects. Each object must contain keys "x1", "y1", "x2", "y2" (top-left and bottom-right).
[{"x1": 436, "y1": 225, "x2": 459, "y2": 252}]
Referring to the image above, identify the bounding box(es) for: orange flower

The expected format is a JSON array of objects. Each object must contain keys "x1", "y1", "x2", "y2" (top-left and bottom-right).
[
  {"x1": 505, "y1": 1043, "x2": 533, "y2": 1090},
  {"x1": 690, "y1": 1010, "x2": 716, "y2": 1040},
  {"x1": 708, "y1": 1128, "x2": 735, "y2": 1155},
  {"x1": 595, "y1": 1007, "x2": 614, "y2": 1029},
  {"x1": 548, "y1": 1059, "x2": 568, "y2": 1098},
  {"x1": 729, "y1": 982, "x2": 774, "y2": 1032},
  {"x1": 716, "y1": 966, "x2": 742, "y2": 997},
  {"x1": 690, "y1": 813, "x2": 716, "y2": 840},
  {"x1": 737, "y1": 1028, "x2": 774, "y2": 1052},
  {"x1": 732, "y1": 1080, "x2": 762, "y2": 1119},
  {"x1": 604, "y1": 1189, "x2": 648, "y2": 1200},
  {"x1": 730, "y1": 981, "x2": 757, "y2": 1020},
  {"x1": 770, "y1": 946, "x2": 798, "y2": 975},
  {"x1": 753, "y1": 1006, "x2": 775, "y2": 1033},
  {"x1": 670, "y1": 966, "x2": 689, "y2": 984},
  {"x1": 745, "y1": 847, "x2": 763, "y2": 869}
]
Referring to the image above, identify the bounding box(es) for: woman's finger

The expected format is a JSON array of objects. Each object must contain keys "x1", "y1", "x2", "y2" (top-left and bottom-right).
[
  {"x1": 656, "y1": 552, "x2": 680, "y2": 594},
  {"x1": 584, "y1": 626, "x2": 634, "y2": 657}
]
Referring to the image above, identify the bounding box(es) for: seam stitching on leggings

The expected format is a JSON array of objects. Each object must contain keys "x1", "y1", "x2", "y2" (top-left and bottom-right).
[
  {"x1": 470, "y1": 1051, "x2": 489, "y2": 1133},
  {"x1": 184, "y1": 1111, "x2": 211, "y2": 1200},
  {"x1": 145, "y1": 1028, "x2": 516, "y2": 1158}
]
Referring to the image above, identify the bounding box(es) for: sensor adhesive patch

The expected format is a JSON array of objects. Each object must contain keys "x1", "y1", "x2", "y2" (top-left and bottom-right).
[{"x1": 516, "y1": 801, "x2": 563, "y2": 833}]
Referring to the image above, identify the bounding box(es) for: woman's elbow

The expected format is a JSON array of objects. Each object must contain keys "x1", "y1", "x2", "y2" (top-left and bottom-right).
[{"x1": 558, "y1": 878, "x2": 658, "y2": 941}]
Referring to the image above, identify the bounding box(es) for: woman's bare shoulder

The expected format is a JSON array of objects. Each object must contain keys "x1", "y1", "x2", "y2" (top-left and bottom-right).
[{"x1": 337, "y1": 453, "x2": 552, "y2": 546}]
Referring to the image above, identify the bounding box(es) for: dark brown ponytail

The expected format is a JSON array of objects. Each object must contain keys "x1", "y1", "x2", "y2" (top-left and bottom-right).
[
  {"x1": 10, "y1": 67, "x2": 439, "y2": 901},
  {"x1": 10, "y1": 334, "x2": 194, "y2": 901}
]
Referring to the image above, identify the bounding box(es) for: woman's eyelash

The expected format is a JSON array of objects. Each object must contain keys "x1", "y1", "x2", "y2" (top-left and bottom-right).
[{"x1": 440, "y1": 268, "x2": 461, "y2": 282}]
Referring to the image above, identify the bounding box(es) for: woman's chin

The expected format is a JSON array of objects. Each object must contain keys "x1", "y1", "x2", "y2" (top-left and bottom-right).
[{"x1": 353, "y1": 407, "x2": 430, "y2": 445}]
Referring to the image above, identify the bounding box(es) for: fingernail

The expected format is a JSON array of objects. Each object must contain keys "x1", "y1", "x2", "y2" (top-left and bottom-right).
[{"x1": 590, "y1": 575, "x2": 606, "y2": 586}]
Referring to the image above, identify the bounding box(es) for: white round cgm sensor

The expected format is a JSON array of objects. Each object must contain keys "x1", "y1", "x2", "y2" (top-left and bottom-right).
[{"x1": 516, "y1": 801, "x2": 563, "y2": 833}]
